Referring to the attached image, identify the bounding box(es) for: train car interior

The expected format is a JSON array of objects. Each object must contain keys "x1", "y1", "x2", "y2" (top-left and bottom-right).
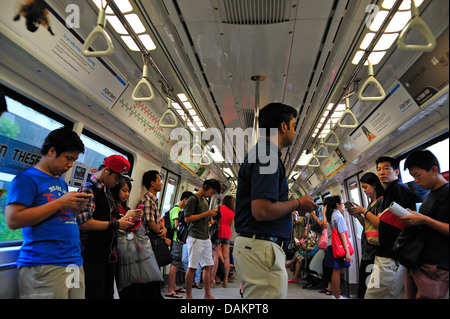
[{"x1": 0, "y1": 0, "x2": 448, "y2": 299}]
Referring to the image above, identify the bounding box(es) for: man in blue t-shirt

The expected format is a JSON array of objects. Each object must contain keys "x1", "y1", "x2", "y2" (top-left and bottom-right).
[
  {"x1": 234, "y1": 103, "x2": 318, "y2": 299},
  {"x1": 5, "y1": 127, "x2": 91, "y2": 299}
]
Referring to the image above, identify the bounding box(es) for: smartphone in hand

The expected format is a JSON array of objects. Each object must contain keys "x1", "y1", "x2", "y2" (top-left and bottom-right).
[{"x1": 344, "y1": 201, "x2": 355, "y2": 212}]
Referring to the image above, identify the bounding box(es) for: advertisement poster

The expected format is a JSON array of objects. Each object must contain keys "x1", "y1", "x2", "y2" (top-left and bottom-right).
[
  {"x1": 0, "y1": 0, "x2": 127, "y2": 108},
  {"x1": 400, "y1": 28, "x2": 449, "y2": 106},
  {"x1": 347, "y1": 82, "x2": 420, "y2": 152}
]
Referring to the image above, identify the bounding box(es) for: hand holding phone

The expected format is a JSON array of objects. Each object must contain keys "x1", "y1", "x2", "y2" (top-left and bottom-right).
[{"x1": 344, "y1": 201, "x2": 355, "y2": 212}]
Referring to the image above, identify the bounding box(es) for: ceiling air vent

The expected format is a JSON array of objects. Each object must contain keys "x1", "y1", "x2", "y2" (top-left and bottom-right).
[{"x1": 218, "y1": 0, "x2": 292, "y2": 25}]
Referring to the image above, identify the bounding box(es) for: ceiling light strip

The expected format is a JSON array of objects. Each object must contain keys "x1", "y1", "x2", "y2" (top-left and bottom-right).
[{"x1": 107, "y1": 0, "x2": 198, "y2": 130}]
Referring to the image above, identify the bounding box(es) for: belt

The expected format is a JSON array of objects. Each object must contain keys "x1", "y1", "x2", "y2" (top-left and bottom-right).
[{"x1": 239, "y1": 233, "x2": 288, "y2": 249}]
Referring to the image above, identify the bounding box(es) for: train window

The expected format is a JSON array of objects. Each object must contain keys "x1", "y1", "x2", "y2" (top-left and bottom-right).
[
  {"x1": 0, "y1": 94, "x2": 66, "y2": 244},
  {"x1": 66, "y1": 131, "x2": 133, "y2": 192},
  {"x1": 400, "y1": 137, "x2": 450, "y2": 184}
]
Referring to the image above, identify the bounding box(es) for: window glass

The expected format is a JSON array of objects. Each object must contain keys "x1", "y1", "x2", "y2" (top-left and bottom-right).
[
  {"x1": 400, "y1": 138, "x2": 449, "y2": 183},
  {"x1": 66, "y1": 133, "x2": 132, "y2": 191},
  {"x1": 1, "y1": 96, "x2": 64, "y2": 244}
]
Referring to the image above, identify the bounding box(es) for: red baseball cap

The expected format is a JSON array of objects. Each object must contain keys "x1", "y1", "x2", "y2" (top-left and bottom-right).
[{"x1": 104, "y1": 155, "x2": 130, "y2": 175}]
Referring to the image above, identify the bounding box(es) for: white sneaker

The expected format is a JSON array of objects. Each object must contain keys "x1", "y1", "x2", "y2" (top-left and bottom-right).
[{"x1": 331, "y1": 295, "x2": 347, "y2": 299}]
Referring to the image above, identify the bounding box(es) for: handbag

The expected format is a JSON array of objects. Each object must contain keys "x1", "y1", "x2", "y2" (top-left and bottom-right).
[
  {"x1": 116, "y1": 225, "x2": 163, "y2": 291},
  {"x1": 149, "y1": 233, "x2": 172, "y2": 267},
  {"x1": 318, "y1": 226, "x2": 328, "y2": 250},
  {"x1": 365, "y1": 199, "x2": 381, "y2": 246},
  {"x1": 393, "y1": 192, "x2": 445, "y2": 268},
  {"x1": 393, "y1": 225, "x2": 425, "y2": 269},
  {"x1": 331, "y1": 228, "x2": 354, "y2": 258}
]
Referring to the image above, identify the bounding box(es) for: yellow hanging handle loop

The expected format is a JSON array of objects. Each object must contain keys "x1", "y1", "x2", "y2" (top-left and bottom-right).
[
  {"x1": 358, "y1": 62, "x2": 386, "y2": 102},
  {"x1": 132, "y1": 57, "x2": 156, "y2": 102},
  {"x1": 338, "y1": 97, "x2": 359, "y2": 128},
  {"x1": 397, "y1": 1, "x2": 436, "y2": 52},
  {"x1": 82, "y1": 6, "x2": 114, "y2": 57},
  {"x1": 316, "y1": 138, "x2": 329, "y2": 158},
  {"x1": 160, "y1": 97, "x2": 178, "y2": 128},
  {"x1": 324, "y1": 121, "x2": 340, "y2": 147},
  {"x1": 307, "y1": 149, "x2": 321, "y2": 167}
]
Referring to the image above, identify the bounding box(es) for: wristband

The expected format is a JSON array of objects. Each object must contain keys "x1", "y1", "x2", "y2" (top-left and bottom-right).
[
  {"x1": 296, "y1": 197, "x2": 301, "y2": 210},
  {"x1": 364, "y1": 210, "x2": 369, "y2": 218}
]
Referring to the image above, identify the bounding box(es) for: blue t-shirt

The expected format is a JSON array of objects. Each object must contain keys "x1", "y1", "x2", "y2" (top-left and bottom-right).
[
  {"x1": 235, "y1": 138, "x2": 291, "y2": 241},
  {"x1": 6, "y1": 167, "x2": 82, "y2": 266}
]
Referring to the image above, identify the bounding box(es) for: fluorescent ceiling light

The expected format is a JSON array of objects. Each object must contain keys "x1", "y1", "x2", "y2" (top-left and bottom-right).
[
  {"x1": 183, "y1": 102, "x2": 193, "y2": 109},
  {"x1": 125, "y1": 13, "x2": 146, "y2": 34},
  {"x1": 177, "y1": 93, "x2": 188, "y2": 102},
  {"x1": 382, "y1": 0, "x2": 424, "y2": 10},
  {"x1": 365, "y1": 51, "x2": 387, "y2": 65},
  {"x1": 352, "y1": 50, "x2": 386, "y2": 65},
  {"x1": 106, "y1": 15, "x2": 128, "y2": 34},
  {"x1": 121, "y1": 35, "x2": 139, "y2": 51},
  {"x1": 360, "y1": 32, "x2": 399, "y2": 52},
  {"x1": 172, "y1": 102, "x2": 181, "y2": 109},
  {"x1": 138, "y1": 34, "x2": 156, "y2": 51},
  {"x1": 298, "y1": 151, "x2": 312, "y2": 166},
  {"x1": 375, "y1": 33, "x2": 399, "y2": 51},
  {"x1": 113, "y1": 0, "x2": 133, "y2": 13},
  {"x1": 188, "y1": 109, "x2": 197, "y2": 115},
  {"x1": 92, "y1": 0, "x2": 114, "y2": 14},
  {"x1": 385, "y1": 11, "x2": 411, "y2": 32},
  {"x1": 369, "y1": 10, "x2": 388, "y2": 32}
]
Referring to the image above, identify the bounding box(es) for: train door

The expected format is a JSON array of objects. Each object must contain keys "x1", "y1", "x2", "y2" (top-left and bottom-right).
[
  {"x1": 159, "y1": 168, "x2": 180, "y2": 215},
  {"x1": 343, "y1": 173, "x2": 365, "y2": 296}
]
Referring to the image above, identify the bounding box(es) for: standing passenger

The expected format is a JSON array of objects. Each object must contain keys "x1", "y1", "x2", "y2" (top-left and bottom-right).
[
  {"x1": 138, "y1": 169, "x2": 166, "y2": 299},
  {"x1": 323, "y1": 196, "x2": 351, "y2": 299},
  {"x1": 365, "y1": 156, "x2": 417, "y2": 299},
  {"x1": 166, "y1": 191, "x2": 194, "y2": 298},
  {"x1": 234, "y1": 102, "x2": 318, "y2": 299},
  {"x1": 77, "y1": 155, "x2": 135, "y2": 299},
  {"x1": 401, "y1": 150, "x2": 449, "y2": 299},
  {"x1": 348, "y1": 172, "x2": 384, "y2": 299},
  {"x1": 184, "y1": 179, "x2": 222, "y2": 299},
  {"x1": 5, "y1": 127, "x2": 90, "y2": 299},
  {"x1": 211, "y1": 195, "x2": 235, "y2": 288}
]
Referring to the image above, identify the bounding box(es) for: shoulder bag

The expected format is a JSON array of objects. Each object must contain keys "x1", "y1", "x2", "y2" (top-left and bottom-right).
[{"x1": 393, "y1": 190, "x2": 447, "y2": 269}]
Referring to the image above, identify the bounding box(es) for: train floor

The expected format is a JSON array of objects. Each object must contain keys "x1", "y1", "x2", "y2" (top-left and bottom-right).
[{"x1": 160, "y1": 268, "x2": 348, "y2": 300}]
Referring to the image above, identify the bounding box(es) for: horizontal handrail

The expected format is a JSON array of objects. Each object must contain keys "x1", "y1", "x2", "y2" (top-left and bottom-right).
[
  {"x1": 82, "y1": 7, "x2": 114, "y2": 57},
  {"x1": 0, "y1": 262, "x2": 17, "y2": 271}
]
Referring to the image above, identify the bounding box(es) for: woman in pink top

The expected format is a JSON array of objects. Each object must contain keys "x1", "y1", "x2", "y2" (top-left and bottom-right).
[{"x1": 211, "y1": 195, "x2": 235, "y2": 288}]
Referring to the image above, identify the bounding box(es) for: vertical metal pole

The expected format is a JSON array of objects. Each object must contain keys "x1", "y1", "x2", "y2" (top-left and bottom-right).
[{"x1": 251, "y1": 75, "x2": 264, "y2": 145}]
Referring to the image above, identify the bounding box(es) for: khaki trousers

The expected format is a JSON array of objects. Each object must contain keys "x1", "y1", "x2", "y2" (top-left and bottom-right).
[
  {"x1": 234, "y1": 235, "x2": 287, "y2": 299},
  {"x1": 18, "y1": 265, "x2": 85, "y2": 299}
]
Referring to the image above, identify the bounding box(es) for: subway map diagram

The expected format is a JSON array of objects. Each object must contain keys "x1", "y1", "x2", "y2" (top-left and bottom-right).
[{"x1": 110, "y1": 91, "x2": 173, "y2": 149}]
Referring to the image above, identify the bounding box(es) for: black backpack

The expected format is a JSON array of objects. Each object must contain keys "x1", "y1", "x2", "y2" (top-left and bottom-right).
[
  {"x1": 176, "y1": 209, "x2": 189, "y2": 243},
  {"x1": 177, "y1": 195, "x2": 200, "y2": 243},
  {"x1": 163, "y1": 205, "x2": 178, "y2": 242}
]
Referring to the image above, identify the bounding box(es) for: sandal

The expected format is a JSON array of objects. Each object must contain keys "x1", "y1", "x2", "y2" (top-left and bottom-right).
[
  {"x1": 175, "y1": 288, "x2": 186, "y2": 293},
  {"x1": 165, "y1": 292, "x2": 183, "y2": 298},
  {"x1": 319, "y1": 288, "x2": 333, "y2": 295}
]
